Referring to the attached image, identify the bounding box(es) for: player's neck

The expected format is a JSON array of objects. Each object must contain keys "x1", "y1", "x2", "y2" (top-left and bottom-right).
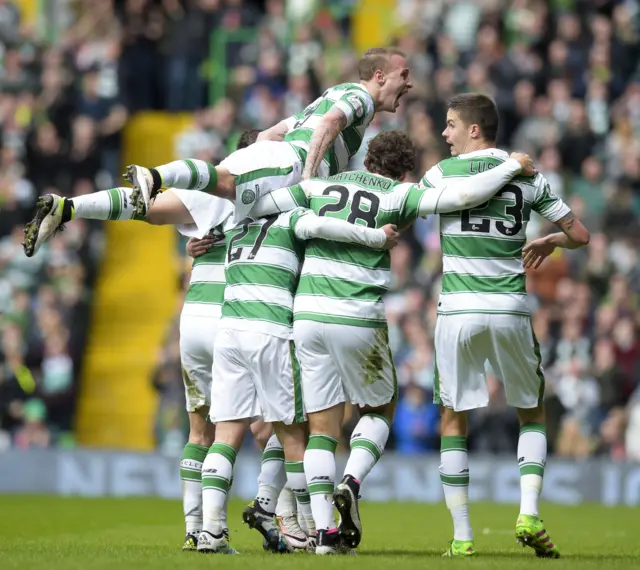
[
  {"x1": 462, "y1": 140, "x2": 495, "y2": 154},
  {"x1": 359, "y1": 80, "x2": 380, "y2": 108}
]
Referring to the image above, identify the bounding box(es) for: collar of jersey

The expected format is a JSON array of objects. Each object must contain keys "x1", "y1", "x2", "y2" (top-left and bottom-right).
[{"x1": 457, "y1": 148, "x2": 509, "y2": 160}]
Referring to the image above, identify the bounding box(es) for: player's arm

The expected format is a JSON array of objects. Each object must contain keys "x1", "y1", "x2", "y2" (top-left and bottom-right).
[
  {"x1": 522, "y1": 211, "x2": 590, "y2": 269},
  {"x1": 522, "y1": 180, "x2": 590, "y2": 268},
  {"x1": 416, "y1": 154, "x2": 533, "y2": 216},
  {"x1": 301, "y1": 91, "x2": 373, "y2": 180},
  {"x1": 301, "y1": 107, "x2": 348, "y2": 179},
  {"x1": 256, "y1": 116, "x2": 296, "y2": 142},
  {"x1": 292, "y1": 210, "x2": 399, "y2": 250},
  {"x1": 545, "y1": 212, "x2": 590, "y2": 247},
  {"x1": 251, "y1": 183, "x2": 310, "y2": 217}
]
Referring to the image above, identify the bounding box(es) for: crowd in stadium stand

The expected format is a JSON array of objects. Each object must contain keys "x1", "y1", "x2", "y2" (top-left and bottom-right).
[{"x1": 1, "y1": 0, "x2": 639, "y2": 458}]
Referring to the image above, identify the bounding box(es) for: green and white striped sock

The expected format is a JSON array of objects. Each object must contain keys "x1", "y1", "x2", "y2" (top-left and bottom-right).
[
  {"x1": 284, "y1": 460, "x2": 314, "y2": 531},
  {"x1": 180, "y1": 442, "x2": 208, "y2": 534},
  {"x1": 202, "y1": 442, "x2": 236, "y2": 536},
  {"x1": 256, "y1": 434, "x2": 285, "y2": 513},
  {"x1": 71, "y1": 188, "x2": 144, "y2": 221},
  {"x1": 518, "y1": 422, "x2": 546, "y2": 516},
  {"x1": 344, "y1": 414, "x2": 390, "y2": 484},
  {"x1": 305, "y1": 434, "x2": 338, "y2": 531},
  {"x1": 155, "y1": 159, "x2": 218, "y2": 191},
  {"x1": 440, "y1": 435, "x2": 473, "y2": 541}
]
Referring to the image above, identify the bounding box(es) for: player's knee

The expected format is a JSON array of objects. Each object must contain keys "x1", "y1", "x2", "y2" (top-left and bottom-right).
[
  {"x1": 360, "y1": 400, "x2": 396, "y2": 425},
  {"x1": 145, "y1": 209, "x2": 166, "y2": 225},
  {"x1": 517, "y1": 403, "x2": 545, "y2": 426},
  {"x1": 274, "y1": 423, "x2": 307, "y2": 460},
  {"x1": 216, "y1": 168, "x2": 235, "y2": 199},
  {"x1": 215, "y1": 420, "x2": 248, "y2": 449},
  {"x1": 440, "y1": 406, "x2": 468, "y2": 436},
  {"x1": 188, "y1": 410, "x2": 214, "y2": 446},
  {"x1": 307, "y1": 406, "x2": 344, "y2": 440},
  {"x1": 250, "y1": 420, "x2": 273, "y2": 450}
]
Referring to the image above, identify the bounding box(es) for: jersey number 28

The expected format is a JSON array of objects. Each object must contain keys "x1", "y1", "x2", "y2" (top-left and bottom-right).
[{"x1": 317, "y1": 185, "x2": 380, "y2": 228}]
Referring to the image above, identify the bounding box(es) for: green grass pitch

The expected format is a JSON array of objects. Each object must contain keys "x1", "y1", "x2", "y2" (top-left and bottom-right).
[{"x1": 1, "y1": 496, "x2": 638, "y2": 569}]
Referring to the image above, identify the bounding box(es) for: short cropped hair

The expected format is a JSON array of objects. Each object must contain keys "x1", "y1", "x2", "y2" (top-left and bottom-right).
[
  {"x1": 447, "y1": 93, "x2": 499, "y2": 142},
  {"x1": 236, "y1": 129, "x2": 261, "y2": 150},
  {"x1": 358, "y1": 47, "x2": 406, "y2": 80},
  {"x1": 364, "y1": 130, "x2": 415, "y2": 180}
]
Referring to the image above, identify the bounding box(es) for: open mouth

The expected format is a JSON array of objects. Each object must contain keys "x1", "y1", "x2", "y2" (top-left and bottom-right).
[{"x1": 394, "y1": 90, "x2": 408, "y2": 107}]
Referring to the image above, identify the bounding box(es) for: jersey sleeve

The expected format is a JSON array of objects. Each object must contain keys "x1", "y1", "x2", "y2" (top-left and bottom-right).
[
  {"x1": 291, "y1": 208, "x2": 387, "y2": 248},
  {"x1": 531, "y1": 175, "x2": 571, "y2": 222},
  {"x1": 288, "y1": 207, "x2": 309, "y2": 230},
  {"x1": 419, "y1": 163, "x2": 444, "y2": 189},
  {"x1": 396, "y1": 182, "x2": 425, "y2": 227},
  {"x1": 251, "y1": 183, "x2": 309, "y2": 217},
  {"x1": 332, "y1": 89, "x2": 375, "y2": 127}
]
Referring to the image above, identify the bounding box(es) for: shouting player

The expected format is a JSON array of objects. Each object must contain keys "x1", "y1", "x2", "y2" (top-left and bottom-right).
[{"x1": 121, "y1": 47, "x2": 412, "y2": 223}]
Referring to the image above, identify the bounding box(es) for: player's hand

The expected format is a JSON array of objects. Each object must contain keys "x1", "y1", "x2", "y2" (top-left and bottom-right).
[
  {"x1": 510, "y1": 152, "x2": 536, "y2": 176},
  {"x1": 186, "y1": 236, "x2": 214, "y2": 258},
  {"x1": 381, "y1": 224, "x2": 400, "y2": 250},
  {"x1": 522, "y1": 236, "x2": 556, "y2": 269}
]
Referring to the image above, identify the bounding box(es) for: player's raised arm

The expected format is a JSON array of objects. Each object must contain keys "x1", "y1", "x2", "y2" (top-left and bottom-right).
[
  {"x1": 291, "y1": 209, "x2": 398, "y2": 250},
  {"x1": 416, "y1": 153, "x2": 534, "y2": 216}
]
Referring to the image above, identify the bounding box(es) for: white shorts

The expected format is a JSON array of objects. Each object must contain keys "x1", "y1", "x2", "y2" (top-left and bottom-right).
[
  {"x1": 210, "y1": 328, "x2": 305, "y2": 424},
  {"x1": 434, "y1": 313, "x2": 545, "y2": 412},
  {"x1": 293, "y1": 321, "x2": 397, "y2": 413},
  {"x1": 218, "y1": 141, "x2": 303, "y2": 222},
  {"x1": 179, "y1": 312, "x2": 219, "y2": 412},
  {"x1": 169, "y1": 189, "x2": 234, "y2": 239}
]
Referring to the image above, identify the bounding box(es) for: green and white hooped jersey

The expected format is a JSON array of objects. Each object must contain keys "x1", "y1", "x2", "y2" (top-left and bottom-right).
[
  {"x1": 220, "y1": 209, "x2": 309, "y2": 340},
  {"x1": 284, "y1": 82, "x2": 376, "y2": 176},
  {"x1": 182, "y1": 225, "x2": 227, "y2": 318},
  {"x1": 421, "y1": 148, "x2": 571, "y2": 316},
  {"x1": 293, "y1": 171, "x2": 424, "y2": 328}
]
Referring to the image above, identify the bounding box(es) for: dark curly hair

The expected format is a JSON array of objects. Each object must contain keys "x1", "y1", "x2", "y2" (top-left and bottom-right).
[
  {"x1": 236, "y1": 129, "x2": 261, "y2": 150},
  {"x1": 364, "y1": 130, "x2": 415, "y2": 180}
]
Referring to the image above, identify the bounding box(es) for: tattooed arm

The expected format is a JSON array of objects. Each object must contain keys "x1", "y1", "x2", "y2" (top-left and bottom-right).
[
  {"x1": 302, "y1": 108, "x2": 348, "y2": 180},
  {"x1": 523, "y1": 211, "x2": 590, "y2": 269},
  {"x1": 545, "y1": 211, "x2": 590, "y2": 248}
]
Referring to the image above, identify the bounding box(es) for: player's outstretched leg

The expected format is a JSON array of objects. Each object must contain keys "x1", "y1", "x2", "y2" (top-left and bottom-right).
[
  {"x1": 439, "y1": 416, "x2": 476, "y2": 557},
  {"x1": 336, "y1": 412, "x2": 391, "y2": 548},
  {"x1": 515, "y1": 420, "x2": 560, "y2": 558},
  {"x1": 242, "y1": 433, "x2": 291, "y2": 553},
  {"x1": 126, "y1": 159, "x2": 219, "y2": 217},
  {"x1": 23, "y1": 188, "x2": 143, "y2": 257}
]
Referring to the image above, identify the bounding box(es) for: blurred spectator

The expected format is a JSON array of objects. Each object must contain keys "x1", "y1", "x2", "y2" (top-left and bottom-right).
[{"x1": 393, "y1": 382, "x2": 439, "y2": 453}]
